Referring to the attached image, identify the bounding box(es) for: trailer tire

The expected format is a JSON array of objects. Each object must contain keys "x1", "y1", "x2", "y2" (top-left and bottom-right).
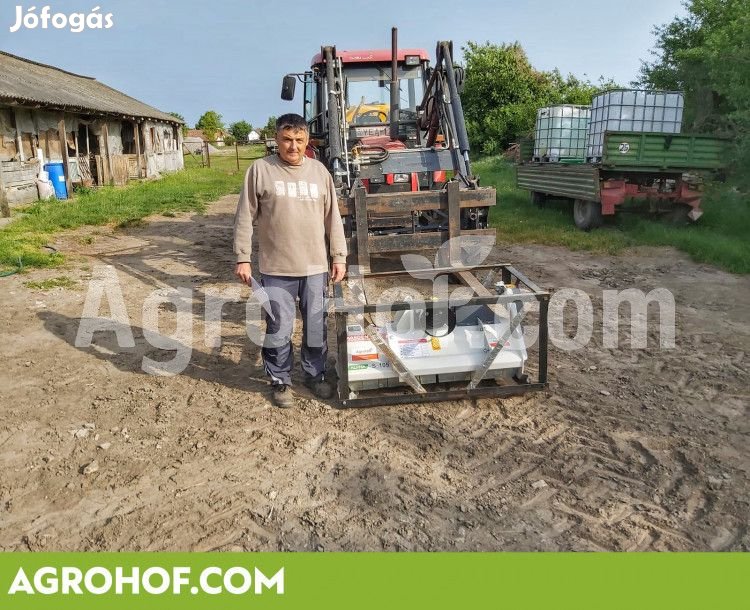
[
  {"x1": 531, "y1": 191, "x2": 547, "y2": 207},
  {"x1": 663, "y1": 203, "x2": 691, "y2": 226},
  {"x1": 573, "y1": 199, "x2": 603, "y2": 231}
]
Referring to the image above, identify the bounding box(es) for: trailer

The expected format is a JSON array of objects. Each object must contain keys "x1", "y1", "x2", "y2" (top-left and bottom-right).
[{"x1": 516, "y1": 131, "x2": 728, "y2": 230}]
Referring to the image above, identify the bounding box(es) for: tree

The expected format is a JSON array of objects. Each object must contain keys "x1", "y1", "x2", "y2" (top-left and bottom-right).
[
  {"x1": 196, "y1": 110, "x2": 224, "y2": 142},
  {"x1": 229, "y1": 120, "x2": 253, "y2": 143},
  {"x1": 261, "y1": 116, "x2": 277, "y2": 139},
  {"x1": 461, "y1": 42, "x2": 616, "y2": 154},
  {"x1": 638, "y1": 0, "x2": 750, "y2": 183},
  {"x1": 168, "y1": 112, "x2": 189, "y2": 136}
]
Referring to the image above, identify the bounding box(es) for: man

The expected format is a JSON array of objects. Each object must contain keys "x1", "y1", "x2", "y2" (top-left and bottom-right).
[{"x1": 234, "y1": 114, "x2": 347, "y2": 407}]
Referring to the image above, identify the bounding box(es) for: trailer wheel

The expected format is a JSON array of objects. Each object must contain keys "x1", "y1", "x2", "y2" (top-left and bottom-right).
[
  {"x1": 573, "y1": 199, "x2": 604, "y2": 231},
  {"x1": 663, "y1": 203, "x2": 691, "y2": 226},
  {"x1": 531, "y1": 191, "x2": 547, "y2": 207}
]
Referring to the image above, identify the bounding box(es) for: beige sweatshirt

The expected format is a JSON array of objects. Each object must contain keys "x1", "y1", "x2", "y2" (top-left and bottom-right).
[{"x1": 233, "y1": 155, "x2": 348, "y2": 276}]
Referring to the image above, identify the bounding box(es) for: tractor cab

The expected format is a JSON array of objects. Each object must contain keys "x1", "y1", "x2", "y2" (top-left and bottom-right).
[{"x1": 296, "y1": 49, "x2": 429, "y2": 148}]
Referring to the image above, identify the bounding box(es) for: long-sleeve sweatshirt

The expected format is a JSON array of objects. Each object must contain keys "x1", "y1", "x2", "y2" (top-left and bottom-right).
[{"x1": 233, "y1": 155, "x2": 348, "y2": 276}]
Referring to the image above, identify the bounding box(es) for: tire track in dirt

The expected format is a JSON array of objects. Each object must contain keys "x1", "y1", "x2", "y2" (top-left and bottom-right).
[{"x1": 1, "y1": 199, "x2": 748, "y2": 551}]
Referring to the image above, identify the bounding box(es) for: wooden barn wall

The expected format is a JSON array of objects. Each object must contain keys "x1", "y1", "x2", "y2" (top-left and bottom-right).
[{"x1": 0, "y1": 104, "x2": 183, "y2": 214}]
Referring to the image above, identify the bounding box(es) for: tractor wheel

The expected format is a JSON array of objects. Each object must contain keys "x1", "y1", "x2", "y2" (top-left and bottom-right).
[
  {"x1": 573, "y1": 199, "x2": 604, "y2": 231},
  {"x1": 531, "y1": 191, "x2": 547, "y2": 207}
]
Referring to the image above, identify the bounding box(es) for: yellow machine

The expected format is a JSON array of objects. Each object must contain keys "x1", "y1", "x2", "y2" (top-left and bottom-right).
[{"x1": 345, "y1": 98, "x2": 389, "y2": 125}]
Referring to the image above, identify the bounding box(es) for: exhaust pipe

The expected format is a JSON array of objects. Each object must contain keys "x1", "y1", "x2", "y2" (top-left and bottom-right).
[{"x1": 389, "y1": 27, "x2": 400, "y2": 140}]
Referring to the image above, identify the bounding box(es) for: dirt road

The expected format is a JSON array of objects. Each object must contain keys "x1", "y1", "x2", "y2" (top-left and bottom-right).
[{"x1": 1, "y1": 194, "x2": 748, "y2": 551}]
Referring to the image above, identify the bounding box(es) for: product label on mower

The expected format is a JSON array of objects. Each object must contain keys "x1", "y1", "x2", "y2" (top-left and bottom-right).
[{"x1": 398, "y1": 338, "x2": 430, "y2": 359}]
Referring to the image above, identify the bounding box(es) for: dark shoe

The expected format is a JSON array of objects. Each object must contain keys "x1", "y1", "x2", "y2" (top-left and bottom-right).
[
  {"x1": 272, "y1": 384, "x2": 294, "y2": 408},
  {"x1": 304, "y1": 375, "x2": 334, "y2": 400}
]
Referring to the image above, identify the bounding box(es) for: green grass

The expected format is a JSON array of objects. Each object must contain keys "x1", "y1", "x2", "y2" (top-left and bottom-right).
[
  {"x1": 24, "y1": 276, "x2": 77, "y2": 290},
  {"x1": 5, "y1": 147, "x2": 745, "y2": 274},
  {"x1": 0, "y1": 147, "x2": 264, "y2": 273},
  {"x1": 476, "y1": 156, "x2": 750, "y2": 274}
]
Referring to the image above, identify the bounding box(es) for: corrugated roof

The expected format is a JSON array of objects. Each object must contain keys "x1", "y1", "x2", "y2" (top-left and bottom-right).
[{"x1": 0, "y1": 51, "x2": 182, "y2": 124}]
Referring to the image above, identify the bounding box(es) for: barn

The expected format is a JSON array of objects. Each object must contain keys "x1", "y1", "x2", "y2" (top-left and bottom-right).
[{"x1": 0, "y1": 51, "x2": 184, "y2": 216}]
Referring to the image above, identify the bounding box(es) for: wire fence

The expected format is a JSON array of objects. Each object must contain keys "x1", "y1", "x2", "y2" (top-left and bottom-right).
[{"x1": 182, "y1": 140, "x2": 267, "y2": 172}]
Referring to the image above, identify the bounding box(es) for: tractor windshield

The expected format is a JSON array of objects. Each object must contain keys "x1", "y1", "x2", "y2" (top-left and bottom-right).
[{"x1": 344, "y1": 65, "x2": 424, "y2": 125}]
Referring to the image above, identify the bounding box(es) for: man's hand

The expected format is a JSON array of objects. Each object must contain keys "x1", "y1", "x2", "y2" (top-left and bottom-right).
[
  {"x1": 331, "y1": 262, "x2": 346, "y2": 283},
  {"x1": 235, "y1": 262, "x2": 252, "y2": 285}
]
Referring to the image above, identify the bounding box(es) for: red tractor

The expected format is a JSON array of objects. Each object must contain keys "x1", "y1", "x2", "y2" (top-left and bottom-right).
[{"x1": 280, "y1": 28, "x2": 496, "y2": 270}]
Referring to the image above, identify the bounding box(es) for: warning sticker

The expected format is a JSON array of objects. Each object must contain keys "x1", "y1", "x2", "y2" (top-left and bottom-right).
[{"x1": 352, "y1": 353, "x2": 379, "y2": 361}]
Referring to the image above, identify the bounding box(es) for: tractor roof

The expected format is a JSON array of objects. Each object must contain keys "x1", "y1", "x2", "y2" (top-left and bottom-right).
[{"x1": 311, "y1": 49, "x2": 429, "y2": 66}]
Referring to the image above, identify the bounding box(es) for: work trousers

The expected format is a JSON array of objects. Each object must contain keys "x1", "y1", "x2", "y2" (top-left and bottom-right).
[{"x1": 260, "y1": 273, "x2": 328, "y2": 386}]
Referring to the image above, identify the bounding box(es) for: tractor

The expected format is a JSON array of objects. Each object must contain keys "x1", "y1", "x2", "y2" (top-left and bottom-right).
[
  {"x1": 279, "y1": 29, "x2": 549, "y2": 407},
  {"x1": 280, "y1": 27, "x2": 496, "y2": 271}
]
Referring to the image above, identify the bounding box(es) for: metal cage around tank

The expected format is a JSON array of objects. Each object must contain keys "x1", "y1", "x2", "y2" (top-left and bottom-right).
[
  {"x1": 587, "y1": 90, "x2": 684, "y2": 162},
  {"x1": 533, "y1": 105, "x2": 591, "y2": 163}
]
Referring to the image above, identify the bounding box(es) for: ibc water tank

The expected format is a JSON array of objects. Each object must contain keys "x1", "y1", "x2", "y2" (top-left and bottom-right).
[
  {"x1": 533, "y1": 105, "x2": 591, "y2": 162},
  {"x1": 586, "y1": 90, "x2": 684, "y2": 162}
]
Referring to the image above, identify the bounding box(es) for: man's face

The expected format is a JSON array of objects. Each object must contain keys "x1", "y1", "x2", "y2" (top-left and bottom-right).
[{"x1": 276, "y1": 127, "x2": 309, "y2": 165}]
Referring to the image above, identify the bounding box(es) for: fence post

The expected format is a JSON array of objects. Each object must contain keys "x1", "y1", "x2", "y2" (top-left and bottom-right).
[
  {"x1": 235, "y1": 142, "x2": 240, "y2": 171},
  {"x1": 205, "y1": 141, "x2": 210, "y2": 168}
]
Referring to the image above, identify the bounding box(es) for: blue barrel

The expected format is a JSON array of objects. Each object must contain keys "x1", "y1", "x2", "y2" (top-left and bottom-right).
[{"x1": 44, "y1": 162, "x2": 68, "y2": 199}]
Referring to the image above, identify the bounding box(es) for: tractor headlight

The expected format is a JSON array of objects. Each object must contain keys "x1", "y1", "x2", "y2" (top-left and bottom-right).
[{"x1": 393, "y1": 173, "x2": 410, "y2": 183}]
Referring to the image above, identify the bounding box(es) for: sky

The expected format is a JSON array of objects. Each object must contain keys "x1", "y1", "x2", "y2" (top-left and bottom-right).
[{"x1": 0, "y1": 0, "x2": 687, "y2": 129}]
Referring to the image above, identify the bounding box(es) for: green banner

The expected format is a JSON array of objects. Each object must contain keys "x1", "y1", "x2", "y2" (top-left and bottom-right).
[{"x1": 0, "y1": 553, "x2": 746, "y2": 609}]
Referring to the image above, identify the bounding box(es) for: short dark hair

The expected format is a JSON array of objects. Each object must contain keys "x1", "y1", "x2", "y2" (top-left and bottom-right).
[{"x1": 276, "y1": 113, "x2": 308, "y2": 132}]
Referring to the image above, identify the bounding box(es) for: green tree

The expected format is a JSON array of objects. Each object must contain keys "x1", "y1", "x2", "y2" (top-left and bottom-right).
[
  {"x1": 261, "y1": 116, "x2": 277, "y2": 139},
  {"x1": 168, "y1": 112, "x2": 189, "y2": 136},
  {"x1": 461, "y1": 42, "x2": 615, "y2": 154},
  {"x1": 461, "y1": 42, "x2": 548, "y2": 154},
  {"x1": 229, "y1": 120, "x2": 253, "y2": 143},
  {"x1": 196, "y1": 110, "x2": 224, "y2": 142},
  {"x1": 638, "y1": 0, "x2": 750, "y2": 182},
  {"x1": 547, "y1": 71, "x2": 618, "y2": 106}
]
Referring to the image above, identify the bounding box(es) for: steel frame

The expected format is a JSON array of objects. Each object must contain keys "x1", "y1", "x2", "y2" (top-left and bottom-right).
[
  {"x1": 332, "y1": 263, "x2": 550, "y2": 408},
  {"x1": 340, "y1": 182, "x2": 496, "y2": 272}
]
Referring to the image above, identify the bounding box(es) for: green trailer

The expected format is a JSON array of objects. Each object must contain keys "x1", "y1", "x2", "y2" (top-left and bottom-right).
[{"x1": 516, "y1": 131, "x2": 728, "y2": 230}]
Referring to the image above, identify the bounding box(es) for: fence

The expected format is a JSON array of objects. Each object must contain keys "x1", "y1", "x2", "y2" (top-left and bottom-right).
[{"x1": 182, "y1": 140, "x2": 266, "y2": 172}]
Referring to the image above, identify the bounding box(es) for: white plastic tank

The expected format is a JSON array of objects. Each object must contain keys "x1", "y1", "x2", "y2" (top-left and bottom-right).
[
  {"x1": 586, "y1": 90, "x2": 684, "y2": 161},
  {"x1": 534, "y1": 105, "x2": 591, "y2": 161}
]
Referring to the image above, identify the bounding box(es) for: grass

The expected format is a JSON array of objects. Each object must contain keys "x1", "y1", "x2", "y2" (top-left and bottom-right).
[
  {"x1": 0, "y1": 146, "x2": 264, "y2": 273},
  {"x1": 24, "y1": 276, "x2": 77, "y2": 290},
  {"x1": 476, "y1": 156, "x2": 750, "y2": 274},
  {"x1": 3, "y1": 146, "x2": 746, "y2": 274}
]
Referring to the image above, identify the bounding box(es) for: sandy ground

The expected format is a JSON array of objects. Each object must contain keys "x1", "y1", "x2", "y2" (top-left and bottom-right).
[{"x1": 0, "y1": 194, "x2": 748, "y2": 551}]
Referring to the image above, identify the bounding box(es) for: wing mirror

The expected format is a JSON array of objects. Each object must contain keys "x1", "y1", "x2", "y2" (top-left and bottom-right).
[{"x1": 281, "y1": 75, "x2": 296, "y2": 100}]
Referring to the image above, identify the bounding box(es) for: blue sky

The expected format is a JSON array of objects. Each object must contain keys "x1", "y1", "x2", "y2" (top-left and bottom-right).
[{"x1": 0, "y1": 0, "x2": 686, "y2": 128}]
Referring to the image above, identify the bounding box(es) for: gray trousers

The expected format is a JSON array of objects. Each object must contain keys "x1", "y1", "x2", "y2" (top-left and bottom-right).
[{"x1": 260, "y1": 273, "x2": 328, "y2": 386}]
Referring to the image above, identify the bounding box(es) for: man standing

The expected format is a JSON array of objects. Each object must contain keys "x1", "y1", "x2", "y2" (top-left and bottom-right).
[{"x1": 234, "y1": 114, "x2": 347, "y2": 407}]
